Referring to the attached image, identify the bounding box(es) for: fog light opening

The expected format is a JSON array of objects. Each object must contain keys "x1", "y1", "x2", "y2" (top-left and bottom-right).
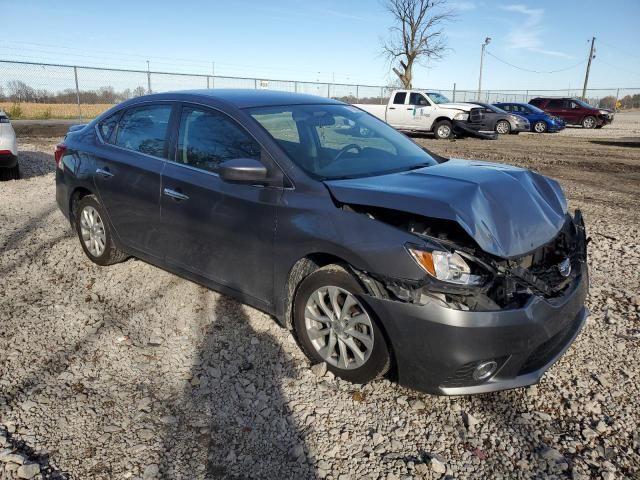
[{"x1": 473, "y1": 360, "x2": 498, "y2": 381}]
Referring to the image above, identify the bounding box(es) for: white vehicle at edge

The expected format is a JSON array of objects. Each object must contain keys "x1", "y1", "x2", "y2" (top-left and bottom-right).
[
  {"x1": 0, "y1": 111, "x2": 19, "y2": 180},
  {"x1": 355, "y1": 89, "x2": 473, "y2": 140}
]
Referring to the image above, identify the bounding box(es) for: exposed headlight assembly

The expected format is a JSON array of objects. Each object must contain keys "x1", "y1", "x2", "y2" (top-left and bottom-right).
[
  {"x1": 407, "y1": 247, "x2": 485, "y2": 286},
  {"x1": 453, "y1": 112, "x2": 469, "y2": 121}
]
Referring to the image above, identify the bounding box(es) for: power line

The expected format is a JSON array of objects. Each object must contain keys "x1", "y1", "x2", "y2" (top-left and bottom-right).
[
  {"x1": 596, "y1": 58, "x2": 640, "y2": 77},
  {"x1": 0, "y1": 40, "x2": 357, "y2": 81},
  {"x1": 485, "y1": 50, "x2": 585, "y2": 74}
]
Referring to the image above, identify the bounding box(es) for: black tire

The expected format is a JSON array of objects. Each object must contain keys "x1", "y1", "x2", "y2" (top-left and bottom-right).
[
  {"x1": 293, "y1": 264, "x2": 391, "y2": 384},
  {"x1": 533, "y1": 121, "x2": 548, "y2": 133},
  {"x1": 582, "y1": 116, "x2": 597, "y2": 129},
  {"x1": 433, "y1": 120, "x2": 453, "y2": 140},
  {"x1": 495, "y1": 120, "x2": 511, "y2": 134},
  {"x1": 0, "y1": 164, "x2": 19, "y2": 181},
  {"x1": 595, "y1": 125, "x2": 603, "y2": 129},
  {"x1": 75, "y1": 195, "x2": 128, "y2": 266}
]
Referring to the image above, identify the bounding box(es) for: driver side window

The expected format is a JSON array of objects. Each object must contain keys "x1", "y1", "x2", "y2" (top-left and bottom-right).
[
  {"x1": 409, "y1": 93, "x2": 430, "y2": 106},
  {"x1": 176, "y1": 107, "x2": 261, "y2": 173}
]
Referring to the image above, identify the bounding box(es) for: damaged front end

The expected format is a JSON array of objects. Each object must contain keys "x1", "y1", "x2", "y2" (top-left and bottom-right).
[{"x1": 349, "y1": 205, "x2": 589, "y2": 312}]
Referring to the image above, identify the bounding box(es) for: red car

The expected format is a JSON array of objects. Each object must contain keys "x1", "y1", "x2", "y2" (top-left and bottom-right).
[{"x1": 529, "y1": 97, "x2": 614, "y2": 129}]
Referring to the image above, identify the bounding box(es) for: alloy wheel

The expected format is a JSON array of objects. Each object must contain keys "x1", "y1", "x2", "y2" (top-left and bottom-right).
[
  {"x1": 304, "y1": 286, "x2": 374, "y2": 370},
  {"x1": 80, "y1": 205, "x2": 106, "y2": 257},
  {"x1": 583, "y1": 116, "x2": 596, "y2": 128},
  {"x1": 437, "y1": 124, "x2": 451, "y2": 138},
  {"x1": 534, "y1": 121, "x2": 547, "y2": 133},
  {"x1": 496, "y1": 121, "x2": 510, "y2": 134}
]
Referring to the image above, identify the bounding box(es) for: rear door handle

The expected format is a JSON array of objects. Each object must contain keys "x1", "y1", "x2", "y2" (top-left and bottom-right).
[
  {"x1": 163, "y1": 188, "x2": 189, "y2": 201},
  {"x1": 96, "y1": 167, "x2": 114, "y2": 178}
]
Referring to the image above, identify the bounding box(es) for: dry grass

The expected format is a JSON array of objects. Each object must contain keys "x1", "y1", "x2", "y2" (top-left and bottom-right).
[{"x1": 0, "y1": 103, "x2": 114, "y2": 120}]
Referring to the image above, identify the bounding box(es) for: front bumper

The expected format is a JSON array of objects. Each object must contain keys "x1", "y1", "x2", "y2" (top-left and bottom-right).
[
  {"x1": 0, "y1": 152, "x2": 18, "y2": 169},
  {"x1": 365, "y1": 266, "x2": 588, "y2": 395},
  {"x1": 598, "y1": 114, "x2": 614, "y2": 126},
  {"x1": 512, "y1": 121, "x2": 530, "y2": 133}
]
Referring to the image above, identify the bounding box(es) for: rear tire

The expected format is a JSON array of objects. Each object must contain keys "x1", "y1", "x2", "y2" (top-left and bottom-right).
[
  {"x1": 433, "y1": 120, "x2": 453, "y2": 140},
  {"x1": 495, "y1": 120, "x2": 511, "y2": 134},
  {"x1": 582, "y1": 116, "x2": 597, "y2": 129},
  {"x1": 75, "y1": 195, "x2": 128, "y2": 266},
  {"x1": 533, "y1": 121, "x2": 548, "y2": 133},
  {"x1": 0, "y1": 164, "x2": 19, "y2": 181},
  {"x1": 293, "y1": 264, "x2": 391, "y2": 384}
]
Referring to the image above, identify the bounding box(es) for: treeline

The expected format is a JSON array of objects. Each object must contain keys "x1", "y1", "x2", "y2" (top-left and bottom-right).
[
  {"x1": 0, "y1": 80, "x2": 147, "y2": 104},
  {"x1": 598, "y1": 94, "x2": 640, "y2": 110}
]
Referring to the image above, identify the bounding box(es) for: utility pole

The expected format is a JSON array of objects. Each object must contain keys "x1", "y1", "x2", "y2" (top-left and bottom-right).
[
  {"x1": 146, "y1": 60, "x2": 151, "y2": 94},
  {"x1": 477, "y1": 37, "x2": 491, "y2": 100},
  {"x1": 582, "y1": 37, "x2": 596, "y2": 100}
]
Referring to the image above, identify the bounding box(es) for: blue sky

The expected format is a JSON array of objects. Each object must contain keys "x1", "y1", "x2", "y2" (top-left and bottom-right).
[{"x1": 1, "y1": 0, "x2": 639, "y2": 90}]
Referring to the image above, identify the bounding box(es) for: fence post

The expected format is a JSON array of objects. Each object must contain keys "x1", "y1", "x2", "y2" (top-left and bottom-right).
[
  {"x1": 380, "y1": 87, "x2": 384, "y2": 104},
  {"x1": 356, "y1": 85, "x2": 359, "y2": 101},
  {"x1": 207, "y1": 76, "x2": 210, "y2": 89},
  {"x1": 73, "y1": 66, "x2": 82, "y2": 122},
  {"x1": 255, "y1": 79, "x2": 258, "y2": 90},
  {"x1": 452, "y1": 83, "x2": 456, "y2": 102},
  {"x1": 294, "y1": 81, "x2": 298, "y2": 93},
  {"x1": 615, "y1": 88, "x2": 620, "y2": 110},
  {"x1": 327, "y1": 83, "x2": 330, "y2": 98}
]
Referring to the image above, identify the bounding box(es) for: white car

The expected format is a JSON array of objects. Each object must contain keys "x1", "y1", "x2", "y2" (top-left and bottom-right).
[
  {"x1": 355, "y1": 90, "x2": 475, "y2": 139},
  {"x1": 0, "y1": 111, "x2": 19, "y2": 180}
]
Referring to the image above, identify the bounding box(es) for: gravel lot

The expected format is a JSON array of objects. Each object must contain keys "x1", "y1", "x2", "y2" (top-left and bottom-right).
[{"x1": 1, "y1": 113, "x2": 639, "y2": 479}]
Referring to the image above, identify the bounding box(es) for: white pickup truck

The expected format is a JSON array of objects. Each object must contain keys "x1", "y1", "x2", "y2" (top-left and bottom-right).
[{"x1": 355, "y1": 89, "x2": 474, "y2": 139}]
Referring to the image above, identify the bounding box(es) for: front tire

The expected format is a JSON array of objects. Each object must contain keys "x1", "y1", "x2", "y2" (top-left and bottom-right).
[
  {"x1": 433, "y1": 120, "x2": 453, "y2": 140},
  {"x1": 533, "y1": 121, "x2": 548, "y2": 133},
  {"x1": 495, "y1": 120, "x2": 511, "y2": 134},
  {"x1": 582, "y1": 116, "x2": 597, "y2": 129},
  {"x1": 75, "y1": 195, "x2": 127, "y2": 266},
  {"x1": 293, "y1": 265, "x2": 391, "y2": 384}
]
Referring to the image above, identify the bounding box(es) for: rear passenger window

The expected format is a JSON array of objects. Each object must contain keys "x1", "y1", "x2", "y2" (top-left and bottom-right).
[
  {"x1": 393, "y1": 92, "x2": 407, "y2": 105},
  {"x1": 115, "y1": 104, "x2": 172, "y2": 158},
  {"x1": 176, "y1": 107, "x2": 261, "y2": 173},
  {"x1": 548, "y1": 99, "x2": 564, "y2": 109},
  {"x1": 97, "y1": 112, "x2": 120, "y2": 142}
]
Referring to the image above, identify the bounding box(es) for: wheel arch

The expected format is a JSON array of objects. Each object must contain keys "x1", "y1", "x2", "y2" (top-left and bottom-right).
[
  {"x1": 432, "y1": 116, "x2": 453, "y2": 129},
  {"x1": 281, "y1": 253, "x2": 353, "y2": 330},
  {"x1": 68, "y1": 186, "x2": 94, "y2": 228}
]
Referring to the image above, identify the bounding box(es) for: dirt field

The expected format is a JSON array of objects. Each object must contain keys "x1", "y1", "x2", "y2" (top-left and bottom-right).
[{"x1": 0, "y1": 114, "x2": 639, "y2": 479}]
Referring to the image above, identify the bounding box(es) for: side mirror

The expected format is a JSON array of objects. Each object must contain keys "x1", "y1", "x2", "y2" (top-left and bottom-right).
[{"x1": 218, "y1": 158, "x2": 269, "y2": 185}]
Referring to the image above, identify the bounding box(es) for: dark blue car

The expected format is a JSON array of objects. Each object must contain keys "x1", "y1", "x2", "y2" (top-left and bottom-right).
[
  {"x1": 494, "y1": 102, "x2": 565, "y2": 133},
  {"x1": 55, "y1": 90, "x2": 588, "y2": 395}
]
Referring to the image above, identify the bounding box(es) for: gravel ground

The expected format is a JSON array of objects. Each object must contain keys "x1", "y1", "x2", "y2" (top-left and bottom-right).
[{"x1": 1, "y1": 114, "x2": 639, "y2": 480}]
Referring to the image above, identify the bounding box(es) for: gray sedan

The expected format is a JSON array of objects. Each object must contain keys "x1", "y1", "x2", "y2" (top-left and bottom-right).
[{"x1": 468, "y1": 102, "x2": 530, "y2": 134}]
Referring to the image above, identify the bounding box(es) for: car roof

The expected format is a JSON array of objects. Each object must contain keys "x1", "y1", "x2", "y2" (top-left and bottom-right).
[{"x1": 151, "y1": 89, "x2": 344, "y2": 109}]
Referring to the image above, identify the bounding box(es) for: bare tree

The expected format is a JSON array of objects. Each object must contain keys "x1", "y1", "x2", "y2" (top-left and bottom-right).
[{"x1": 382, "y1": 0, "x2": 455, "y2": 89}]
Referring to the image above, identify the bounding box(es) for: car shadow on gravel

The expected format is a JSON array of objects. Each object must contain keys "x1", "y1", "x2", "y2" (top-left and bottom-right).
[
  {"x1": 16, "y1": 151, "x2": 56, "y2": 180},
  {"x1": 159, "y1": 288, "x2": 314, "y2": 479}
]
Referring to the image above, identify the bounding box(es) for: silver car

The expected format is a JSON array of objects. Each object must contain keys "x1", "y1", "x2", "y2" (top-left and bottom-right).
[{"x1": 0, "y1": 111, "x2": 18, "y2": 180}]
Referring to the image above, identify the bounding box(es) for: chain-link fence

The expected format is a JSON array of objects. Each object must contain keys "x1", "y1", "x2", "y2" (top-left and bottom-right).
[{"x1": 1, "y1": 59, "x2": 638, "y2": 121}]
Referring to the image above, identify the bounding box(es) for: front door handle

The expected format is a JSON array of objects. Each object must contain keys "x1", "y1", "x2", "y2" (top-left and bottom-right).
[
  {"x1": 163, "y1": 188, "x2": 189, "y2": 201},
  {"x1": 96, "y1": 167, "x2": 114, "y2": 178}
]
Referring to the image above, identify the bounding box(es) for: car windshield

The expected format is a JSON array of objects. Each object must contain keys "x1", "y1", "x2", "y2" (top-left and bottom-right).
[
  {"x1": 478, "y1": 103, "x2": 504, "y2": 113},
  {"x1": 573, "y1": 98, "x2": 594, "y2": 108},
  {"x1": 527, "y1": 104, "x2": 545, "y2": 114},
  {"x1": 426, "y1": 92, "x2": 451, "y2": 104},
  {"x1": 248, "y1": 104, "x2": 437, "y2": 180}
]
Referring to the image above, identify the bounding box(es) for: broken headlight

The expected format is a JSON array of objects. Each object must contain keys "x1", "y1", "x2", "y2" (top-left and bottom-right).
[
  {"x1": 407, "y1": 247, "x2": 485, "y2": 286},
  {"x1": 453, "y1": 112, "x2": 469, "y2": 121}
]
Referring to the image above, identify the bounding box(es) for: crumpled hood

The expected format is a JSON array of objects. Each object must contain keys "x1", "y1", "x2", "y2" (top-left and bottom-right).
[
  {"x1": 438, "y1": 102, "x2": 476, "y2": 111},
  {"x1": 324, "y1": 159, "x2": 568, "y2": 258}
]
